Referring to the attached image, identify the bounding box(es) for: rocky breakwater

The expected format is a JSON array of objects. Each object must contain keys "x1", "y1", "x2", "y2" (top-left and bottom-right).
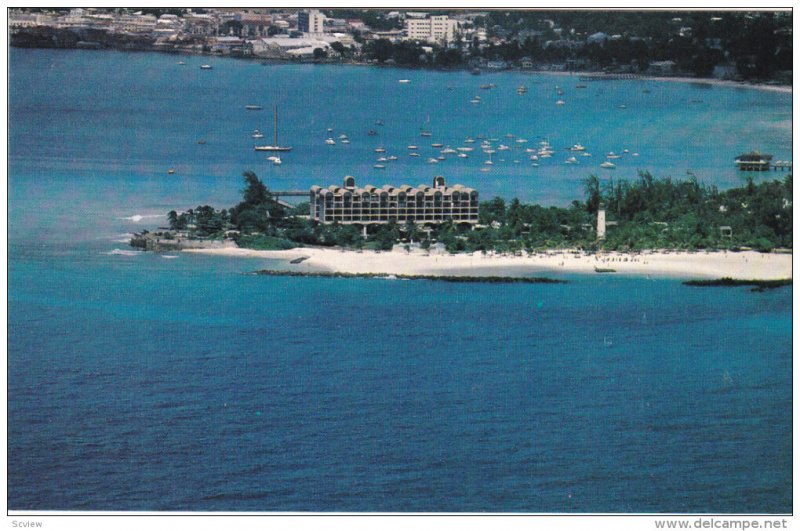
[{"x1": 130, "y1": 230, "x2": 237, "y2": 252}]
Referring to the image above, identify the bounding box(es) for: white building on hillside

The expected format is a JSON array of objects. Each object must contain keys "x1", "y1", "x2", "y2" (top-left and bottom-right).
[
  {"x1": 405, "y1": 15, "x2": 460, "y2": 45},
  {"x1": 298, "y1": 9, "x2": 324, "y2": 35}
]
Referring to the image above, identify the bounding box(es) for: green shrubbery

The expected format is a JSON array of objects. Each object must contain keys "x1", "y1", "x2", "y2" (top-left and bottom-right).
[{"x1": 168, "y1": 171, "x2": 792, "y2": 254}]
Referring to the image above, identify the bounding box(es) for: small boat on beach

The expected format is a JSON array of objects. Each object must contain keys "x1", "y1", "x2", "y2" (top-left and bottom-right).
[{"x1": 594, "y1": 267, "x2": 616, "y2": 273}]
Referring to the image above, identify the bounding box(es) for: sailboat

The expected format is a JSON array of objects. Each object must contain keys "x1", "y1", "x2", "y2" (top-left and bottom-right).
[
  {"x1": 420, "y1": 115, "x2": 432, "y2": 137},
  {"x1": 254, "y1": 106, "x2": 292, "y2": 152}
]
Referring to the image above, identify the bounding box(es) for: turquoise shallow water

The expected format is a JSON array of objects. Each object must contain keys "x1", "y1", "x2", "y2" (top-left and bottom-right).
[{"x1": 7, "y1": 48, "x2": 792, "y2": 512}]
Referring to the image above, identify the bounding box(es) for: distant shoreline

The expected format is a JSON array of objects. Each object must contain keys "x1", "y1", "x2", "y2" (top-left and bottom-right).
[
  {"x1": 530, "y1": 69, "x2": 792, "y2": 94},
  {"x1": 12, "y1": 44, "x2": 791, "y2": 95},
  {"x1": 184, "y1": 247, "x2": 793, "y2": 281}
]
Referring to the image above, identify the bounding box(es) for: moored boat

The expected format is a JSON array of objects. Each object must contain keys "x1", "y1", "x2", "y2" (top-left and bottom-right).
[{"x1": 254, "y1": 106, "x2": 292, "y2": 152}]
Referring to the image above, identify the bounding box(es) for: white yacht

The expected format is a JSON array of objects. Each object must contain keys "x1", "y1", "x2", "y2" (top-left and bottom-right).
[
  {"x1": 600, "y1": 161, "x2": 616, "y2": 169},
  {"x1": 325, "y1": 138, "x2": 336, "y2": 145}
]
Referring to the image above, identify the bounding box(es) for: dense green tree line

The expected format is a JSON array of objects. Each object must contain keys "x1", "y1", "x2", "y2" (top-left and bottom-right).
[
  {"x1": 349, "y1": 10, "x2": 790, "y2": 80},
  {"x1": 167, "y1": 171, "x2": 792, "y2": 253}
]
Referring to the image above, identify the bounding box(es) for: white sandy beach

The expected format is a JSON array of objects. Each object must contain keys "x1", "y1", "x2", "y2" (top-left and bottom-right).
[{"x1": 186, "y1": 247, "x2": 792, "y2": 280}]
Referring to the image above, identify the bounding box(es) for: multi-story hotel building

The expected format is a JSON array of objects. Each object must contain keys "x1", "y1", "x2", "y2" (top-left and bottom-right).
[
  {"x1": 310, "y1": 176, "x2": 478, "y2": 225},
  {"x1": 405, "y1": 15, "x2": 460, "y2": 44},
  {"x1": 298, "y1": 9, "x2": 324, "y2": 34}
]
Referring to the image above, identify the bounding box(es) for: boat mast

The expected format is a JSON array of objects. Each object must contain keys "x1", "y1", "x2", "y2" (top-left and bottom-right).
[{"x1": 274, "y1": 105, "x2": 278, "y2": 146}]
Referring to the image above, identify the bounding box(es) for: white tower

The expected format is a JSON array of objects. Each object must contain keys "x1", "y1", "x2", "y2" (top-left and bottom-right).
[{"x1": 597, "y1": 203, "x2": 606, "y2": 240}]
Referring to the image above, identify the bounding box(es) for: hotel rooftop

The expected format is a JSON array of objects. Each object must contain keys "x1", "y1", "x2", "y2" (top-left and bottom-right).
[{"x1": 310, "y1": 176, "x2": 478, "y2": 225}]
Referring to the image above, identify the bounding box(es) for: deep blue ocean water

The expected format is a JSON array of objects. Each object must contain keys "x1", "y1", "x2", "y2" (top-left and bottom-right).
[{"x1": 8, "y1": 48, "x2": 792, "y2": 512}]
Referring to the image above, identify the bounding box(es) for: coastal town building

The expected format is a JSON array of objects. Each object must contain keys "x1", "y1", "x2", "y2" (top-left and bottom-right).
[
  {"x1": 298, "y1": 9, "x2": 325, "y2": 35},
  {"x1": 310, "y1": 176, "x2": 478, "y2": 225},
  {"x1": 405, "y1": 15, "x2": 460, "y2": 45}
]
